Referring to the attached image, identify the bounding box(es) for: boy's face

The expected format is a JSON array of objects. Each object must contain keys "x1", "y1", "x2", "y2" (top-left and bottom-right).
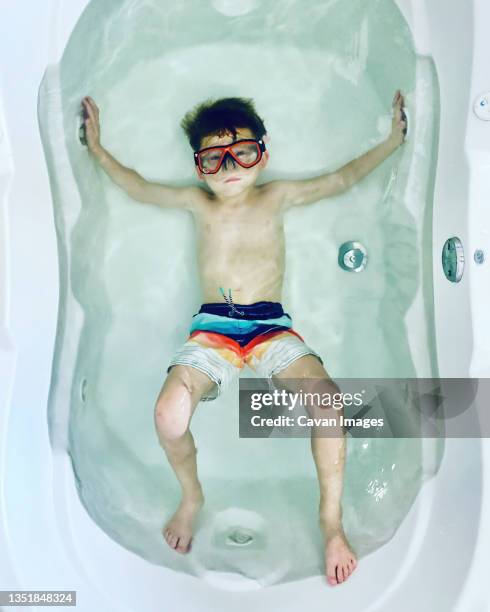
[{"x1": 195, "y1": 127, "x2": 269, "y2": 196}]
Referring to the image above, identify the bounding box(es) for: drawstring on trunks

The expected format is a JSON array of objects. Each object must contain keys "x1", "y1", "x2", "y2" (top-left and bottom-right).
[{"x1": 219, "y1": 287, "x2": 245, "y2": 317}]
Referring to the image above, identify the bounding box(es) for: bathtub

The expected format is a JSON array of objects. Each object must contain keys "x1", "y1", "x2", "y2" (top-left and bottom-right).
[{"x1": 1, "y1": 0, "x2": 490, "y2": 610}]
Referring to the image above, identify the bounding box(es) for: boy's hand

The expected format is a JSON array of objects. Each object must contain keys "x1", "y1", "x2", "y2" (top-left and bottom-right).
[
  {"x1": 82, "y1": 96, "x2": 102, "y2": 155},
  {"x1": 388, "y1": 89, "x2": 407, "y2": 148}
]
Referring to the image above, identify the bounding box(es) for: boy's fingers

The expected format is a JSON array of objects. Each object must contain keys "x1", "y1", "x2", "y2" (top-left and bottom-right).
[
  {"x1": 86, "y1": 104, "x2": 97, "y2": 124},
  {"x1": 89, "y1": 101, "x2": 99, "y2": 121},
  {"x1": 84, "y1": 96, "x2": 99, "y2": 115},
  {"x1": 89, "y1": 101, "x2": 100, "y2": 118}
]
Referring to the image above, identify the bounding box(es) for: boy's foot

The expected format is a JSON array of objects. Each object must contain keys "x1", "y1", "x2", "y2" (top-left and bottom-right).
[
  {"x1": 319, "y1": 510, "x2": 358, "y2": 586},
  {"x1": 162, "y1": 493, "x2": 204, "y2": 554}
]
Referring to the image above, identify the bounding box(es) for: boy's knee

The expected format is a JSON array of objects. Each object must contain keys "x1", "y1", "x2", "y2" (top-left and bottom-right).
[
  {"x1": 154, "y1": 381, "x2": 193, "y2": 440},
  {"x1": 309, "y1": 377, "x2": 340, "y2": 397},
  {"x1": 301, "y1": 377, "x2": 343, "y2": 417}
]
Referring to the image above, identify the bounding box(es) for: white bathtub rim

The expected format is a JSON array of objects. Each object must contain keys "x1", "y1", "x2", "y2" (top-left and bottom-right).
[{"x1": 0, "y1": 0, "x2": 489, "y2": 609}]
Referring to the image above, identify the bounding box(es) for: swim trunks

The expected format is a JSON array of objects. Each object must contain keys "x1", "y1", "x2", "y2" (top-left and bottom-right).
[{"x1": 166, "y1": 301, "x2": 324, "y2": 401}]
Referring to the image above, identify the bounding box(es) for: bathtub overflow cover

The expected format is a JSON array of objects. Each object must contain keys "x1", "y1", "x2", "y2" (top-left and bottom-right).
[{"x1": 442, "y1": 237, "x2": 464, "y2": 282}]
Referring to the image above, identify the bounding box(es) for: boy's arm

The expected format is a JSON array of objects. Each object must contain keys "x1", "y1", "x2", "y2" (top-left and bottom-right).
[
  {"x1": 275, "y1": 89, "x2": 407, "y2": 211},
  {"x1": 83, "y1": 96, "x2": 199, "y2": 211},
  {"x1": 93, "y1": 146, "x2": 200, "y2": 210}
]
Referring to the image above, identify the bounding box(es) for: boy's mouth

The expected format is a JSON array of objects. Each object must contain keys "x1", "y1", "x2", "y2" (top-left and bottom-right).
[{"x1": 224, "y1": 177, "x2": 241, "y2": 183}]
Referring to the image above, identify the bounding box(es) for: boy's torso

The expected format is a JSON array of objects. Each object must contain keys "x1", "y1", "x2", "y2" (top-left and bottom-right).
[{"x1": 191, "y1": 182, "x2": 286, "y2": 305}]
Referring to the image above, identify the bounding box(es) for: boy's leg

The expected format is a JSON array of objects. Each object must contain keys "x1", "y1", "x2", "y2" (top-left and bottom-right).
[
  {"x1": 270, "y1": 353, "x2": 357, "y2": 586},
  {"x1": 154, "y1": 364, "x2": 217, "y2": 553},
  {"x1": 245, "y1": 331, "x2": 357, "y2": 585}
]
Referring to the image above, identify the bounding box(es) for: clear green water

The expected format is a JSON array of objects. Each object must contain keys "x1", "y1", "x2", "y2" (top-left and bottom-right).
[{"x1": 41, "y1": 0, "x2": 443, "y2": 586}]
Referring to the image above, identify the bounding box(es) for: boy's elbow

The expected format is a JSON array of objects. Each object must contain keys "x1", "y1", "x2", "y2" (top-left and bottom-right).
[
  {"x1": 126, "y1": 174, "x2": 147, "y2": 201},
  {"x1": 337, "y1": 169, "x2": 353, "y2": 192}
]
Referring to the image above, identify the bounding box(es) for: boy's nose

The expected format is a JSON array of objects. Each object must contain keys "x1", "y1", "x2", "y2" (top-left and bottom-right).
[{"x1": 222, "y1": 151, "x2": 237, "y2": 170}]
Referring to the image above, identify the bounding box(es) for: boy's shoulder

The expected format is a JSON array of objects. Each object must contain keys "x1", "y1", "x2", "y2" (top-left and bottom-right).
[
  {"x1": 260, "y1": 180, "x2": 286, "y2": 199},
  {"x1": 257, "y1": 180, "x2": 289, "y2": 209}
]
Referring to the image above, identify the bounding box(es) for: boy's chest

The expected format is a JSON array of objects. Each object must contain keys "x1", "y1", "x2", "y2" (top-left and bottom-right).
[{"x1": 197, "y1": 206, "x2": 284, "y2": 246}]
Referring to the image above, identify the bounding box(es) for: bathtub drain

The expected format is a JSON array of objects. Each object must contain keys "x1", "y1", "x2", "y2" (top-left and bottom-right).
[{"x1": 226, "y1": 528, "x2": 254, "y2": 546}]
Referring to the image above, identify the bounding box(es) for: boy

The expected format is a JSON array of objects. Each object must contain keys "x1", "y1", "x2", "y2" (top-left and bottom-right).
[{"x1": 82, "y1": 91, "x2": 407, "y2": 586}]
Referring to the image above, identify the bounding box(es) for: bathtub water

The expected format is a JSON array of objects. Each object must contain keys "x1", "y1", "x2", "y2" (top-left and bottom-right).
[
  {"x1": 1, "y1": 0, "x2": 489, "y2": 610},
  {"x1": 39, "y1": 0, "x2": 442, "y2": 582}
]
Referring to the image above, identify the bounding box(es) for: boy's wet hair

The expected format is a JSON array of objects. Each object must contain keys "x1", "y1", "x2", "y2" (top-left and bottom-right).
[{"x1": 181, "y1": 97, "x2": 267, "y2": 152}]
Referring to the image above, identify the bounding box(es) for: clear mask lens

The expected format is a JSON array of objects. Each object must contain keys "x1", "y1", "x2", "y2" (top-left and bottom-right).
[{"x1": 199, "y1": 141, "x2": 260, "y2": 173}]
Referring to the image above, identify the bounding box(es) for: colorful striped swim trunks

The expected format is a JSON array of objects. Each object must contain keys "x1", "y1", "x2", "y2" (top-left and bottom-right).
[{"x1": 166, "y1": 301, "x2": 323, "y2": 401}]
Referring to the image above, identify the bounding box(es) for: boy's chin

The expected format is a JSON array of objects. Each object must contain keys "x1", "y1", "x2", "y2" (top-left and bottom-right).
[
  {"x1": 212, "y1": 187, "x2": 244, "y2": 198},
  {"x1": 210, "y1": 179, "x2": 252, "y2": 193}
]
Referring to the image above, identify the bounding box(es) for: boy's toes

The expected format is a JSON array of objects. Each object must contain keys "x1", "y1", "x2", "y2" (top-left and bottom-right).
[
  {"x1": 176, "y1": 536, "x2": 191, "y2": 554},
  {"x1": 165, "y1": 530, "x2": 177, "y2": 548},
  {"x1": 326, "y1": 561, "x2": 339, "y2": 585}
]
